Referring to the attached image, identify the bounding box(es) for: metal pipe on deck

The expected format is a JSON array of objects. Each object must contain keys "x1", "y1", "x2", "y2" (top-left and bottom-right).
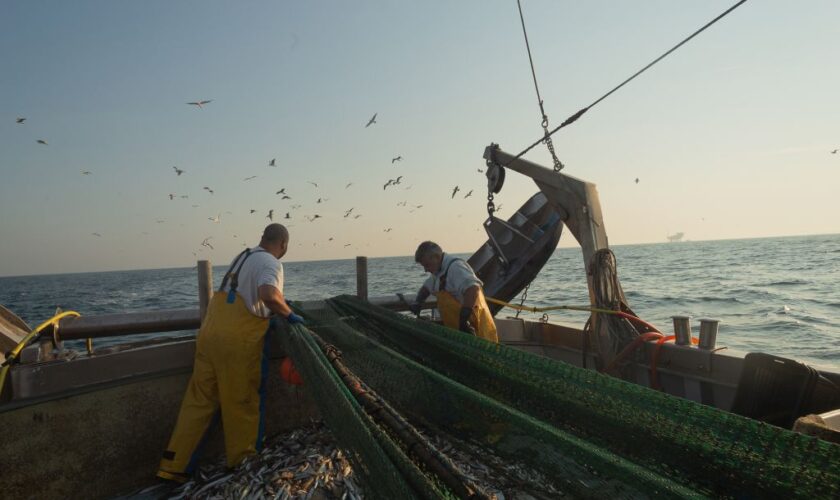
[
  {"x1": 48, "y1": 294, "x2": 434, "y2": 342},
  {"x1": 52, "y1": 309, "x2": 200, "y2": 341},
  {"x1": 672, "y1": 316, "x2": 691, "y2": 346},
  {"x1": 698, "y1": 319, "x2": 720, "y2": 350}
]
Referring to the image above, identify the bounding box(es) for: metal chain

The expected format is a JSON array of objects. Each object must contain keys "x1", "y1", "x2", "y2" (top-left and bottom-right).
[
  {"x1": 542, "y1": 121, "x2": 565, "y2": 172},
  {"x1": 514, "y1": 282, "x2": 531, "y2": 319},
  {"x1": 486, "y1": 189, "x2": 496, "y2": 218}
]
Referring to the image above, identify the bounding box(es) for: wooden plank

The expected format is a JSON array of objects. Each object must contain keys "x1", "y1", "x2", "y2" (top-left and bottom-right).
[
  {"x1": 355, "y1": 256, "x2": 368, "y2": 301},
  {"x1": 0, "y1": 304, "x2": 29, "y2": 355},
  {"x1": 197, "y1": 260, "x2": 213, "y2": 321}
]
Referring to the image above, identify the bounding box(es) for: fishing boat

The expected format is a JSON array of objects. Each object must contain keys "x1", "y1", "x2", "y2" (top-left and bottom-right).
[
  {"x1": 1, "y1": 145, "x2": 838, "y2": 499},
  {"x1": 3, "y1": 1, "x2": 839, "y2": 497}
]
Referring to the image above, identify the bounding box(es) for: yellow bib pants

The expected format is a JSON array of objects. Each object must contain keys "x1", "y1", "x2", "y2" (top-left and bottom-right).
[{"x1": 157, "y1": 291, "x2": 270, "y2": 480}]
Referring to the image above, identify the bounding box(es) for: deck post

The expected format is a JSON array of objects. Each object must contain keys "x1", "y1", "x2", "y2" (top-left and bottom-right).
[
  {"x1": 356, "y1": 256, "x2": 368, "y2": 301},
  {"x1": 198, "y1": 260, "x2": 212, "y2": 321}
]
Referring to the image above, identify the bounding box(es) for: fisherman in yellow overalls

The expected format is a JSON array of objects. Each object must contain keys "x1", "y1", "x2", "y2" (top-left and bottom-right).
[
  {"x1": 157, "y1": 224, "x2": 304, "y2": 482},
  {"x1": 409, "y1": 241, "x2": 498, "y2": 343}
]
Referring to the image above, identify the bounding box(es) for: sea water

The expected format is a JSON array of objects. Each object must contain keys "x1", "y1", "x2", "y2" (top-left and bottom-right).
[{"x1": 1, "y1": 234, "x2": 838, "y2": 370}]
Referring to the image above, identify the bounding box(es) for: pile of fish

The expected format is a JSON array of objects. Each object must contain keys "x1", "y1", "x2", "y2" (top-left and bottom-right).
[
  {"x1": 126, "y1": 419, "x2": 569, "y2": 499},
  {"x1": 167, "y1": 422, "x2": 362, "y2": 500},
  {"x1": 420, "y1": 428, "x2": 568, "y2": 500}
]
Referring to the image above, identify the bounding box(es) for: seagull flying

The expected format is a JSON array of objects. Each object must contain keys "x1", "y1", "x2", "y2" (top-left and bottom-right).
[
  {"x1": 173, "y1": 166, "x2": 185, "y2": 176},
  {"x1": 276, "y1": 188, "x2": 286, "y2": 195},
  {"x1": 344, "y1": 208, "x2": 354, "y2": 218},
  {"x1": 267, "y1": 209, "x2": 274, "y2": 221},
  {"x1": 391, "y1": 156, "x2": 402, "y2": 164},
  {"x1": 169, "y1": 193, "x2": 176, "y2": 200},
  {"x1": 281, "y1": 195, "x2": 291, "y2": 200},
  {"x1": 250, "y1": 209, "x2": 256, "y2": 214},
  {"x1": 451, "y1": 185, "x2": 460, "y2": 199},
  {"x1": 269, "y1": 158, "x2": 276, "y2": 167},
  {"x1": 365, "y1": 113, "x2": 377, "y2": 128},
  {"x1": 464, "y1": 190, "x2": 473, "y2": 199},
  {"x1": 243, "y1": 175, "x2": 257, "y2": 181},
  {"x1": 37, "y1": 139, "x2": 48, "y2": 145},
  {"x1": 92, "y1": 232, "x2": 102, "y2": 237},
  {"x1": 635, "y1": 178, "x2": 639, "y2": 184},
  {"x1": 308, "y1": 181, "x2": 318, "y2": 188},
  {"x1": 832, "y1": 149, "x2": 838, "y2": 154},
  {"x1": 306, "y1": 214, "x2": 322, "y2": 222},
  {"x1": 345, "y1": 182, "x2": 353, "y2": 189},
  {"x1": 384, "y1": 176, "x2": 403, "y2": 190},
  {"x1": 187, "y1": 100, "x2": 212, "y2": 108},
  {"x1": 344, "y1": 243, "x2": 351, "y2": 247},
  {"x1": 209, "y1": 214, "x2": 221, "y2": 223},
  {"x1": 384, "y1": 228, "x2": 392, "y2": 233},
  {"x1": 201, "y1": 237, "x2": 214, "y2": 250},
  {"x1": 81, "y1": 171, "x2": 92, "y2": 175},
  {"x1": 203, "y1": 186, "x2": 214, "y2": 194},
  {"x1": 16, "y1": 117, "x2": 25, "y2": 124},
  {"x1": 285, "y1": 212, "x2": 291, "y2": 219},
  {"x1": 477, "y1": 168, "x2": 484, "y2": 173}
]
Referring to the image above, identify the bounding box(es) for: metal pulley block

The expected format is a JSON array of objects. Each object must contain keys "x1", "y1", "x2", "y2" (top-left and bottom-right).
[{"x1": 485, "y1": 161, "x2": 505, "y2": 195}]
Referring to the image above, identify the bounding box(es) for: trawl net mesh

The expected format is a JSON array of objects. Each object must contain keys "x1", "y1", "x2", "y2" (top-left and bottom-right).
[{"x1": 288, "y1": 296, "x2": 839, "y2": 499}]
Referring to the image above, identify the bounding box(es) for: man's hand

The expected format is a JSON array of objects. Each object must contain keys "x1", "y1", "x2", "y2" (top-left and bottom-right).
[
  {"x1": 408, "y1": 302, "x2": 422, "y2": 316},
  {"x1": 458, "y1": 306, "x2": 476, "y2": 335},
  {"x1": 286, "y1": 312, "x2": 305, "y2": 325}
]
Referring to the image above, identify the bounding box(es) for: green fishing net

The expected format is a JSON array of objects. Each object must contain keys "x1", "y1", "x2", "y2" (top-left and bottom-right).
[
  {"x1": 279, "y1": 321, "x2": 456, "y2": 499},
  {"x1": 287, "y1": 296, "x2": 839, "y2": 499}
]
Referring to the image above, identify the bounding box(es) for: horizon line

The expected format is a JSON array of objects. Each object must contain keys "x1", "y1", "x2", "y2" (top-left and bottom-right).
[{"x1": 1, "y1": 231, "x2": 837, "y2": 280}]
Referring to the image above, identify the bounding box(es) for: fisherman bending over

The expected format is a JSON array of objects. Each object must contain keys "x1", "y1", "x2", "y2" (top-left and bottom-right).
[
  {"x1": 409, "y1": 241, "x2": 498, "y2": 343},
  {"x1": 158, "y1": 223, "x2": 304, "y2": 483}
]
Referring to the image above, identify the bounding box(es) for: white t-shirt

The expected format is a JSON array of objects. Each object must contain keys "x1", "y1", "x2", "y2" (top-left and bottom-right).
[
  {"x1": 422, "y1": 253, "x2": 483, "y2": 303},
  {"x1": 223, "y1": 247, "x2": 284, "y2": 318}
]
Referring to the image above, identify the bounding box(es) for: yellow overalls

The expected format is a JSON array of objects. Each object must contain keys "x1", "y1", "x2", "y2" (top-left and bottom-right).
[
  {"x1": 433, "y1": 258, "x2": 499, "y2": 343},
  {"x1": 158, "y1": 249, "x2": 272, "y2": 481}
]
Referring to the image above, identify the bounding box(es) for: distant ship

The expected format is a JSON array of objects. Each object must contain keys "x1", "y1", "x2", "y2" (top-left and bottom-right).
[{"x1": 667, "y1": 232, "x2": 684, "y2": 242}]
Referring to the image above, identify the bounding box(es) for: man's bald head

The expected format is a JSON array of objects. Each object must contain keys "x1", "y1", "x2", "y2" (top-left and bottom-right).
[
  {"x1": 262, "y1": 223, "x2": 289, "y2": 244},
  {"x1": 260, "y1": 223, "x2": 289, "y2": 258}
]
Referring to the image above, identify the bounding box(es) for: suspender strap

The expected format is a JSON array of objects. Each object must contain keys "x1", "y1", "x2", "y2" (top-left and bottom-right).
[
  {"x1": 219, "y1": 248, "x2": 269, "y2": 304},
  {"x1": 218, "y1": 249, "x2": 250, "y2": 292},
  {"x1": 438, "y1": 255, "x2": 464, "y2": 292}
]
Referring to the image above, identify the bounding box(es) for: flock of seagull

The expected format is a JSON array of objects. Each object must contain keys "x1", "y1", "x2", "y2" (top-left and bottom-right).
[
  {"x1": 13, "y1": 106, "x2": 485, "y2": 257},
  {"x1": 25, "y1": 100, "x2": 814, "y2": 257}
]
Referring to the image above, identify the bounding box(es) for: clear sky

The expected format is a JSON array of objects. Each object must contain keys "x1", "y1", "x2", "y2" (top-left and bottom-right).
[{"x1": 1, "y1": 1, "x2": 838, "y2": 276}]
